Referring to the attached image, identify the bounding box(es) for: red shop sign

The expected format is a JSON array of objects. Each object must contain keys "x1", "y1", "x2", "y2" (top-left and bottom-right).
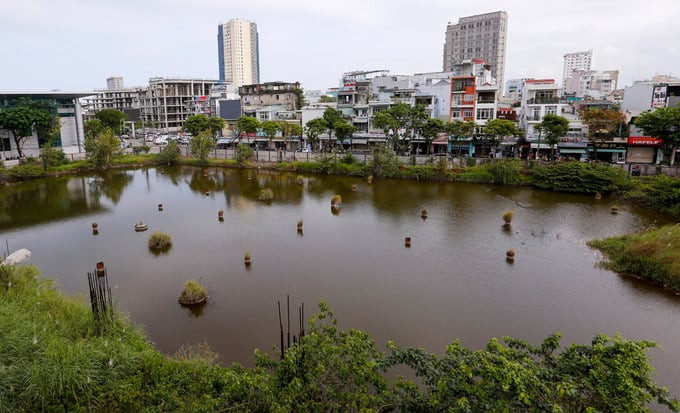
[{"x1": 628, "y1": 136, "x2": 662, "y2": 146}]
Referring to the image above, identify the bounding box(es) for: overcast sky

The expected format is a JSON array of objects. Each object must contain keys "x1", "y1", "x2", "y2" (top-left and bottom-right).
[{"x1": 1, "y1": 0, "x2": 678, "y2": 93}]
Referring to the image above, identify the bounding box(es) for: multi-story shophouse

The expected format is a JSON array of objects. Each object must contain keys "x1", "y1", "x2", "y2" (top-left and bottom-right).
[{"x1": 448, "y1": 59, "x2": 499, "y2": 157}]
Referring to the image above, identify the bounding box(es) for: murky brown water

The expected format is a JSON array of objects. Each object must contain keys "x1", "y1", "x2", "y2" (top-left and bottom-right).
[{"x1": 1, "y1": 166, "x2": 679, "y2": 397}]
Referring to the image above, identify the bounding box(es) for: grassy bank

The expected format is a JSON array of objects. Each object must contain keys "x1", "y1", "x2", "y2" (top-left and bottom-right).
[
  {"x1": 588, "y1": 224, "x2": 680, "y2": 291},
  {"x1": 0, "y1": 265, "x2": 678, "y2": 411}
]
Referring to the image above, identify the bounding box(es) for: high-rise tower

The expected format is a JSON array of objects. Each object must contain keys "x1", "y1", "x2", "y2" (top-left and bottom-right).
[
  {"x1": 562, "y1": 50, "x2": 593, "y2": 90},
  {"x1": 218, "y1": 19, "x2": 260, "y2": 87},
  {"x1": 443, "y1": 11, "x2": 507, "y2": 93}
]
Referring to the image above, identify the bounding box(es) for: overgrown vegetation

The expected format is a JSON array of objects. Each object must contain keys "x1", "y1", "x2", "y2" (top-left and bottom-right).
[
  {"x1": 156, "y1": 140, "x2": 180, "y2": 165},
  {"x1": 530, "y1": 160, "x2": 628, "y2": 194},
  {"x1": 235, "y1": 143, "x2": 254, "y2": 167},
  {"x1": 624, "y1": 175, "x2": 680, "y2": 216},
  {"x1": 588, "y1": 224, "x2": 680, "y2": 291},
  {"x1": 1, "y1": 266, "x2": 677, "y2": 412}
]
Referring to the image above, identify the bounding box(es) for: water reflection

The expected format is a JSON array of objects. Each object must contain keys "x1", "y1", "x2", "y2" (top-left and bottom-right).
[
  {"x1": 89, "y1": 171, "x2": 134, "y2": 204},
  {"x1": 180, "y1": 302, "x2": 207, "y2": 318},
  {"x1": 0, "y1": 176, "x2": 105, "y2": 230}
]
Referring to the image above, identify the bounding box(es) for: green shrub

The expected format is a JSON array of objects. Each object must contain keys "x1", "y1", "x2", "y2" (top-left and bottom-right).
[
  {"x1": 235, "y1": 144, "x2": 254, "y2": 167},
  {"x1": 371, "y1": 144, "x2": 400, "y2": 178},
  {"x1": 530, "y1": 161, "x2": 627, "y2": 194},
  {"x1": 156, "y1": 140, "x2": 180, "y2": 165},
  {"x1": 9, "y1": 164, "x2": 44, "y2": 179}
]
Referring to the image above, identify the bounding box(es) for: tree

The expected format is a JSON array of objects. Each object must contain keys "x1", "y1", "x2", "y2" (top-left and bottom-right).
[
  {"x1": 235, "y1": 116, "x2": 259, "y2": 142},
  {"x1": 419, "y1": 118, "x2": 444, "y2": 155},
  {"x1": 445, "y1": 119, "x2": 477, "y2": 158},
  {"x1": 260, "y1": 120, "x2": 279, "y2": 149},
  {"x1": 183, "y1": 114, "x2": 210, "y2": 137},
  {"x1": 207, "y1": 116, "x2": 225, "y2": 137},
  {"x1": 190, "y1": 131, "x2": 215, "y2": 164},
  {"x1": 305, "y1": 118, "x2": 326, "y2": 151},
  {"x1": 235, "y1": 143, "x2": 254, "y2": 167},
  {"x1": 322, "y1": 108, "x2": 343, "y2": 149},
  {"x1": 579, "y1": 107, "x2": 626, "y2": 160},
  {"x1": 536, "y1": 114, "x2": 569, "y2": 160},
  {"x1": 634, "y1": 104, "x2": 680, "y2": 165},
  {"x1": 0, "y1": 98, "x2": 55, "y2": 158},
  {"x1": 372, "y1": 102, "x2": 412, "y2": 154},
  {"x1": 334, "y1": 121, "x2": 355, "y2": 148},
  {"x1": 483, "y1": 118, "x2": 522, "y2": 157},
  {"x1": 84, "y1": 118, "x2": 106, "y2": 139},
  {"x1": 94, "y1": 109, "x2": 127, "y2": 135},
  {"x1": 84, "y1": 128, "x2": 120, "y2": 168}
]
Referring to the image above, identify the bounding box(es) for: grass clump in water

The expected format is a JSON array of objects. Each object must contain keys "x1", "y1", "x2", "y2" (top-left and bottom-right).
[
  {"x1": 178, "y1": 280, "x2": 207, "y2": 305},
  {"x1": 588, "y1": 224, "x2": 680, "y2": 291},
  {"x1": 258, "y1": 188, "x2": 274, "y2": 201},
  {"x1": 148, "y1": 231, "x2": 172, "y2": 250}
]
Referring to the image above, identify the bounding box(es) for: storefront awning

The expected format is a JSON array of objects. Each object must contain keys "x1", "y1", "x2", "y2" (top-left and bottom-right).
[
  {"x1": 351, "y1": 139, "x2": 368, "y2": 145},
  {"x1": 592, "y1": 149, "x2": 626, "y2": 153},
  {"x1": 559, "y1": 149, "x2": 587, "y2": 154}
]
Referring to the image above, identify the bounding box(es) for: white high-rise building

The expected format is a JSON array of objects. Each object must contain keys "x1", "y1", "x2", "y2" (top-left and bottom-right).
[
  {"x1": 562, "y1": 50, "x2": 592, "y2": 91},
  {"x1": 443, "y1": 11, "x2": 508, "y2": 95},
  {"x1": 217, "y1": 19, "x2": 260, "y2": 87}
]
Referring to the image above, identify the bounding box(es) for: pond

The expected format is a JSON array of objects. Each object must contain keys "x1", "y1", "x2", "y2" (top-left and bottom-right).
[{"x1": 1, "y1": 166, "x2": 679, "y2": 397}]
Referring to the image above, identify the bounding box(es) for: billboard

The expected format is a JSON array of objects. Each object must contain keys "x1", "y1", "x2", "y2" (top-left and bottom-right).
[{"x1": 651, "y1": 84, "x2": 668, "y2": 108}]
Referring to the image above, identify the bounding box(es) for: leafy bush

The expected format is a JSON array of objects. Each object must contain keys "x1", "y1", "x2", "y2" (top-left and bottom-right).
[
  {"x1": 235, "y1": 144, "x2": 254, "y2": 167},
  {"x1": 371, "y1": 144, "x2": 400, "y2": 178},
  {"x1": 9, "y1": 164, "x2": 44, "y2": 179},
  {"x1": 40, "y1": 145, "x2": 67, "y2": 169},
  {"x1": 530, "y1": 161, "x2": 627, "y2": 194},
  {"x1": 156, "y1": 140, "x2": 180, "y2": 165}
]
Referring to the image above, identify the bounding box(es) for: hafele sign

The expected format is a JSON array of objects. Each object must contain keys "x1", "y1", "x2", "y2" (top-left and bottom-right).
[{"x1": 628, "y1": 136, "x2": 662, "y2": 146}]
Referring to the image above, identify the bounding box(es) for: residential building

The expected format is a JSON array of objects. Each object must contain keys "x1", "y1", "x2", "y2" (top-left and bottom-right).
[
  {"x1": 520, "y1": 79, "x2": 569, "y2": 138},
  {"x1": 443, "y1": 11, "x2": 508, "y2": 95},
  {"x1": 140, "y1": 77, "x2": 219, "y2": 131},
  {"x1": 218, "y1": 19, "x2": 260, "y2": 87},
  {"x1": 239, "y1": 81, "x2": 302, "y2": 114},
  {"x1": 565, "y1": 69, "x2": 619, "y2": 98},
  {"x1": 1, "y1": 91, "x2": 90, "y2": 160},
  {"x1": 562, "y1": 50, "x2": 592, "y2": 91},
  {"x1": 505, "y1": 78, "x2": 533, "y2": 101},
  {"x1": 448, "y1": 60, "x2": 498, "y2": 126}
]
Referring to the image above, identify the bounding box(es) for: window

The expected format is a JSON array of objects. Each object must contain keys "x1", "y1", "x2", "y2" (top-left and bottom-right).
[
  {"x1": 477, "y1": 108, "x2": 493, "y2": 119},
  {"x1": 463, "y1": 110, "x2": 473, "y2": 118},
  {"x1": 464, "y1": 94, "x2": 474, "y2": 102},
  {"x1": 451, "y1": 110, "x2": 461, "y2": 118},
  {"x1": 546, "y1": 106, "x2": 557, "y2": 115}
]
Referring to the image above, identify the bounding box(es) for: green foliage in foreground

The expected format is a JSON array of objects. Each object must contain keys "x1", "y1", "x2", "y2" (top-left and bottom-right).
[
  {"x1": 589, "y1": 224, "x2": 680, "y2": 291},
  {"x1": 0, "y1": 266, "x2": 678, "y2": 412},
  {"x1": 530, "y1": 160, "x2": 629, "y2": 194},
  {"x1": 624, "y1": 175, "x2": 680, "y2": 217}
]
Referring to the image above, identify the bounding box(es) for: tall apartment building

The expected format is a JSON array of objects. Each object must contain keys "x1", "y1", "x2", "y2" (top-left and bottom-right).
[
  {"x1": 107, "y1": 77, "x2": 124, "y2": 90},
  {"x1": 562, "y1": 50, "x2": 592, "y2": 90},
  {"x1": 442, "y1": 11, "x2": 507, "y2": 94},
  {"x1": 217, "y1": 19, "x2": 260, "y2": 87}
]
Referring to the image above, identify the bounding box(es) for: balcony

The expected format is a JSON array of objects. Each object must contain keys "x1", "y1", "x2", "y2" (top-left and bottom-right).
[{"x1": 527, "y1": 97, "x2": 565, "y2": 104}]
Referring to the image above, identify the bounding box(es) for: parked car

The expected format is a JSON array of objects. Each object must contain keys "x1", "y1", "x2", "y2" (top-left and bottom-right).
[
  {"x1": 154, "y1": 136, "x2": 168, "y2": 145},
  {"x1": 178, "y1": 137, "x2": 191, "y2": 145}
]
